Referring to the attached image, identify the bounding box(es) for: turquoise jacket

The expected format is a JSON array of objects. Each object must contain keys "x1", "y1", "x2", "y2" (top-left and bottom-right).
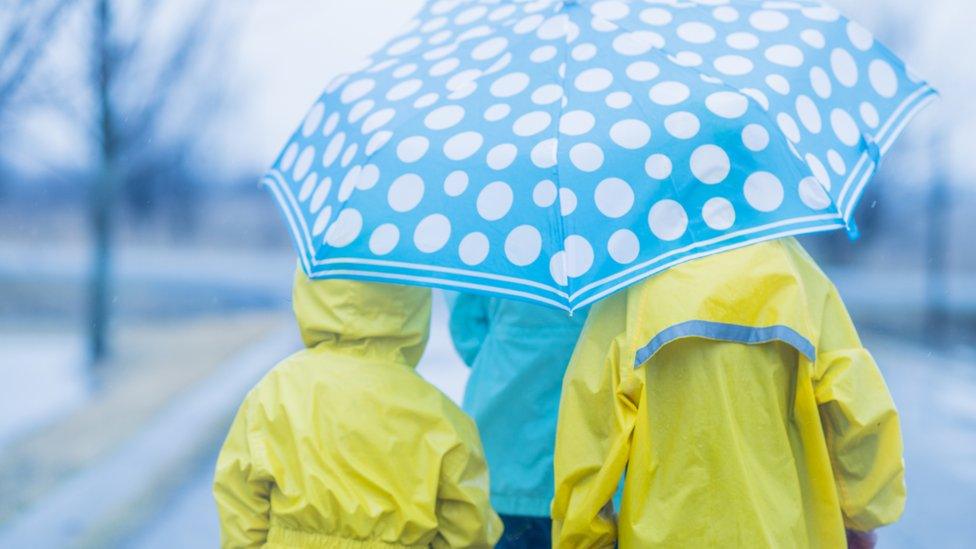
[{"x1": 448, "y1": 294, "x2": 587, "y2": 517}]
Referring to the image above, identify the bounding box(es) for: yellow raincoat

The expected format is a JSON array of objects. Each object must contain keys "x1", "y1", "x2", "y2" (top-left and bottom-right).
[
  {"x1": 214, "y1": 271, "x2": 502, "y2": 548},
  {"x1": 552, "y1": 238, "x2": 905, "y2": 548}
]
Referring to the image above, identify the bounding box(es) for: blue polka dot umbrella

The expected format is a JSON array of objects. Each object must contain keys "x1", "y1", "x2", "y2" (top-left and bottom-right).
[{"x1": 263, "y1": 0, "x2": 936, "y2": 312}]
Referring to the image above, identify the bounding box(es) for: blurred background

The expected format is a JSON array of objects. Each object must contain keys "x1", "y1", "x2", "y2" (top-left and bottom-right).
[{"x1": 0, "y1": 1, "x2": 972, "y2": 547}]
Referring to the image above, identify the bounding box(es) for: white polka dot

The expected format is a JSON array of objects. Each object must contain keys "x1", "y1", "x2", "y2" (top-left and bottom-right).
[
  {"x1": 649, "y1": 200, "x2": 688, "y2": 241},
  {"x1": 559, "y1": 188, "x2": 578, "y2": 216},
  {"x1": 749, "y1": 10, "x2": 789, "y2": 32},
  {"x1": 531, "y1": 139, "x2": 558, "y2": 169},
  {"x1": 362, "y1": 109, "x2": 396, "y2": 133},
  {"x1": 846, "y1": 21, "x2": 874, "y2": 51},
  {"x1": 810, "y1": 67, "x2": 832, "y2": 99},
  {"x1": 340, "y1": 79, "x2": 375, "y2": 104},
  {"x1": 645, "y1": 154, "x2": 672, "y2": 180},
  {"x1": 765, "y1": 44, "x2": 804, "y2": 67},
  {"x1": 357, "y1": 165, "x2": 380, "y2": 191},
  {"x1": 802, "y1": 5, "x2": 840, "y2": 22},
  {"x1": 670, "y1": 51, "x2": 702, "y2": 67},
  {"x1": 591, "y1": 0, "x2": 629, "y2": 20},
  {"x1": 690, "y1": 145, "x2": 731, "y2": 184},
  {"x1": 278, "y1": 143, "x2": 298, "y2": 171},
  {"x1": 594, "y1": 177, "x2": 635, "y2": 218},
  {"x1": 806, "y1": 153, "x2": 831, "y2": 189},
  {"x1": 504, "y1": 225, "x2": 542, "y2": 266},
  {"x1": 741, "y1": 88, "x2": 769, "y2": 110},
  {"x1": 572, "y1": 43, "x2": 598, "y2": 61},
  {"x1": 742, "y1": 124, "x2": 770, "y2": 152},
  {"x1": 606, "y1": 91, "x2": 632, "y2": 109},
  {"x1": 429, "y1": 57, "x2": 460, "y2": 77},
  {"x1": 860, "y1": 102, "x2": 880, "y2": 128},
  {"x1": 413, "y1": 93, "x2": 439, "y2": 108},
  {"x1": 744, "y1": 172, "x2": 784, "y2": 212},
  {"x1": 414, "y1": 214, "x2": 451, "y2": 253},
  {"x1": 608, "y1": 229, "x2": 639, "y2": 264},
  {"x1": 560, "y1": 110, "x2": 596, "y2": 136},
  {"x1": 649, "y1": 81, "x2": 690, "y2": 106},
  {"x1": 530, "y1": 45, "x2": 557, "y2": 62},
  {"x1": 292, "y1": 146, "x2": 315, "y2": 181},
  {"x1": 869, "y1": 60, "x2": 898, "y2": 98},
  {"x1": 777, "y1": 113, "x2": 802, "y2": 143},
  {"x1": 488, "y1": 4, "x2": 516, "y2": 21},
  {"x1": 766, "y1": 74, "x2": 790, "y2": 95},
  {"x1": 340, "y1": 143, "x2": 358, "y2": 168},
  {"x1": 664, "y1": 111, "x2": 699, "y2": 139},
  {"x1": 484, "y1": 103, "x2": 511, "y2": 121},
  {"x1": 396, "y1": 136, "x2": 428, "y2": 163},
  {"x1": 831, "y1": 109, "x2": 860, "y2": 147},
  {"x1": 310, "y1": 178, "x2": 333, "y2": 217},
  {"x1": 726, "y1": 32, "x2": 758, "y2": 50},
  {"x1": 426, "y1": 44, "x2": 459, "y2": 62},
  {"x1": 428, "y1": 30, "x2": 453, "y2": 45},
  {"x1": 626, "y1": 61, "x2": 659, "y2": 82},
  {"x1": 705, "y1": 91, "x2": 749, "y2": 119},
  {"x1": 311, "y1": 206, "x2": 332, "y2": 237},
  {"x1": 490, "y1": 72, "x2": 530, "y2": 97},
  {"x1": 801, "y1": 29, "x2": 826, "y2": 49},
  {"x1": 513, "y1": 111, "x2": 552, "y2": 137},
  {"x1": 324, "y1": 208, "x2": 363, "y2": 247},
  {"x1": 369, "y1": 224, "x2": 399, "y2": 255},
  {"x1": 302, "y1": 103, "x2": 325, "y2": 137},
  {"x1": 443, "y1": 171, "x2": 468, "y2": 197},
  {"x1": 713, "y1": 6, "x2": 739, "y2": 22},
  {"x1": 337, "y1": 165, "x2": 361, "y2": 201},
  {"x1": 387, "y1": 174, "x2": 425, "y2": 212},
  {"x1": 425, "y1": 105, "x2": 465, "y2": 130},
  {"x1": 677, "y1": 22, "x2": 716, "y2": 44},
  {"x1": 393, "y1": 63, "x2": 417, "y2": 78},
  {"x1": 472, "y1": 36, "x2": 508, "y2": 60},
  {"x1": 795, "y1": 95, "x2": 822, "y2": 134},
  {"x1": 640, "y1": 7, "x2": 672, "y2": 25},
  {"x1": 348, "y1": 100, "x2": 374, "y2": 124},
  {"x1": 714, "y1": 55, "x2": 754, "y2": 76},
  {"x1": 537, "y1": 14, "x2": 571, "y2": 40},
  {"x1": 575, "y1": 68, "x2": 614, "y2": 93},
  {"x1": 298, "y1": 173, "x2": 318, "y2": 203},
  {"x1": 444, "y1": 131, "x2": 484, "y2": 160},
  {"x1": 613, "y1": 31, "x2": 664, "y2": 56},
  {"x1": 827, "y1": 150, "x2": 847, "y2": 175},
  {"x1": 477, "y1": 181, "x2": 514, "y2": 220},
  {"x1": 569, "y1": 143, "x2": 604, "y2": 172},
  {"x1": 532, "y1": 84, "x2": 563, "y2": 105},
  {"x1": 458, "y1": 232, "x2": 489, "y2": 265},
  {"x1": 549, "y1": 252, "x2": 567, "y2": 286},
  {"x1": 831, "y1": 48, "x2": 858, "y2": 87},
  {"x1": 609, "y1": 119, "x2": 651, "y2": 150},
  {"x1": 486, "y1": 144, "x2": 518, "y2": 170},
  {"x1": 703, "y1": 197, "x2": 736, "y2": 230},
  {"x1": 322, "y1": 133, "x2": 345, "y2": 168},
  {"x1": 564, "y1": 235, "x2": 594, "y2": 278},
  {"x1": 365, "y1": 131, "x2": 393, "y2": 156},
  {"x1": 799, "y1": 177, "x2": 832, "y2": 210},
  {"x1": 322, "y1": 112, "x2": 341, "y2": 137},
  {"x1": 387, "y1": 36, "x2": 421, "y2": 56},
  {"x1": 533, "y1": 180, "x2": 557, "y2": 207}
]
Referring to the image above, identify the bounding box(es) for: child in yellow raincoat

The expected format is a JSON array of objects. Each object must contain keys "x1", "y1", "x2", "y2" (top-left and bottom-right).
[
  {"x1": 213, "y1": 270, "x2": 502, "y2": 548},
  {"x1": 552, "y1": 238, "x2": 905, "y2": 548}
]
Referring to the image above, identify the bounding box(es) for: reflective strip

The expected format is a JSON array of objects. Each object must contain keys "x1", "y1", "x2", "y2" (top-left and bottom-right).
[{"x1": 634, "y1": 320, "x2": 815, "y2": 368}]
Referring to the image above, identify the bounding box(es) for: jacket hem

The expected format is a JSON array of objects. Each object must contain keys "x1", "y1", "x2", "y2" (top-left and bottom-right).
[{"x1": 491, "y1": 492, "x2": 553, "y2": 517}]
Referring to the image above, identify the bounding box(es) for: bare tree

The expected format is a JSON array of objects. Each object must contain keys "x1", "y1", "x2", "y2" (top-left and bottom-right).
[{"x1": 0, "y1": 0, "x2": 78, "y2": 112}]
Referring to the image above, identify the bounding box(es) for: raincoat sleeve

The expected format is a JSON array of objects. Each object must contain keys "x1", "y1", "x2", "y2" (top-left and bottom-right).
[
  {"x1": 813, "y1": 287, "x2": 906, "y2": 531},
  {"x1": 213, "y1": 394, "x2": 273, "y2": 548},
  {"x1": 552, "y1": 297, "x2": 638, "y2": 548},
  {"x1": 447, "y1": 293, "x2": 491, "y2": 366},
  {"x1": 433, "y1": 421, "x2": 503, "y2": 549}
]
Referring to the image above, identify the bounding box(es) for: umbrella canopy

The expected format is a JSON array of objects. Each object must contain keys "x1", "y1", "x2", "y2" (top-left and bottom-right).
[{"x1": 263, "y1": 0, "x2": 935, "y2": 312}]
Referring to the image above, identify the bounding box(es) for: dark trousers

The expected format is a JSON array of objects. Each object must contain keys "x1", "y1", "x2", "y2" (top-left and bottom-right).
[{"x1": 497, "y1": 514, "x2": 552, "y2": 548}]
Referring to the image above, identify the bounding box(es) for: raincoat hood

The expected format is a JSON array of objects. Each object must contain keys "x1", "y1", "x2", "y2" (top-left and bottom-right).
[{"x1": 292, "y1": 268, "x2": 431, "y2": 368}]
